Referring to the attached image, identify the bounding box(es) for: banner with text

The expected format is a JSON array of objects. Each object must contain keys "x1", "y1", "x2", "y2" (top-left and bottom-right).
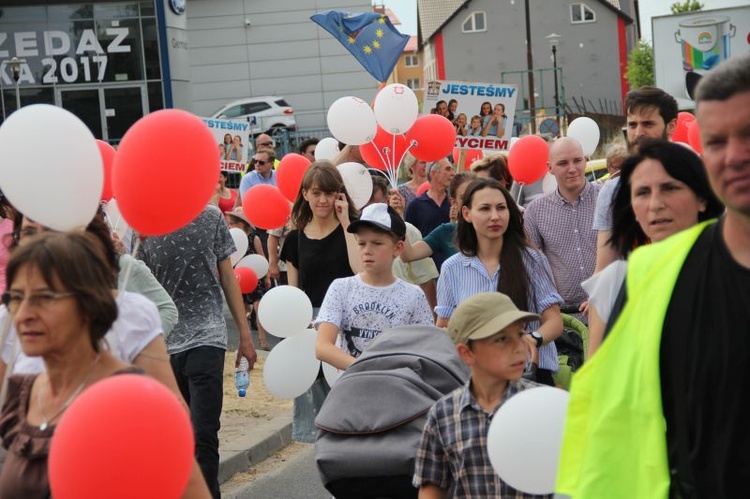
[
  {"x1": 423, "y1": 80, "x2": 518, "y2": 151},
  {"x1": 202, "y1": 118, "x2": 252, "y2": 173}
]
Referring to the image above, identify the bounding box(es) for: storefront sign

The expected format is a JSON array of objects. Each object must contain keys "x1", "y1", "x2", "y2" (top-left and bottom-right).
[{"x1": 0, "y1": 24, "x2": 132, "y2": 85}]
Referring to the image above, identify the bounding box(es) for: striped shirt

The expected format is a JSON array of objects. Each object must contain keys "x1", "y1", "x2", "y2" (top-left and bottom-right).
[
  {"x1": 413, "y1": 378, "x2": 551, "y2": 499},
  {"x1": 436, "y1": 250, "x2": 563, "y2": 371},
  {"x1": 523, "y1": 182, "x2": 600, "y2": 309}
]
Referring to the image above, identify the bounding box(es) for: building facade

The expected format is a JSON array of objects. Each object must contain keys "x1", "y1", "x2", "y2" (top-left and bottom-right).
[
  {"x1": 418, "y1": 0, "x2": 637, "y2": 128},
  {"x1": 0, "y1": 0, "x2": 380, "y2": 140}
]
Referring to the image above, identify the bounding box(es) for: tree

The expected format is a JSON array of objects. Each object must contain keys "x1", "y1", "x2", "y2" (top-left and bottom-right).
[
  {"x1": 626, "y1": 41, "x2": 654, "y2": 90},
  {"x1": 670, "y1": 0, "x2": 703, "y2": 14}
]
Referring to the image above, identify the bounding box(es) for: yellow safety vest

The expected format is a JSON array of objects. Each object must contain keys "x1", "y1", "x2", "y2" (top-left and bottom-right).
[{"x1": 556, "y1": 221, "x2": 713, "y2": 498}]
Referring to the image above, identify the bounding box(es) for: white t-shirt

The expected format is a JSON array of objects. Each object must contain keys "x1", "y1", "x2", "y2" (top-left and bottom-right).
[
  {"x1": 581, "y1": 259, "x2": 628, "y2": 325},
  {"x1": 314, "y1": 275, "x2": 434, "y2": 358},
  {"x1": 1, "y1": 291, "x2": 163, "y2": 374}
]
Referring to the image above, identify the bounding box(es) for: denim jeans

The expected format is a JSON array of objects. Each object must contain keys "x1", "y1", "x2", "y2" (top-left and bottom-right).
[{"x1": 170, "y1": 346, "x2": 225, "y2": 499}]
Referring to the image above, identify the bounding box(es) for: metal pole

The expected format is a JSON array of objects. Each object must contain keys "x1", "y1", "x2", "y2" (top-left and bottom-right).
[
  {"x1": 14, "y1": 80, "x2": 20, "y2": 111},
  {"x1": 552, "y1": 45, "x2": 560, "y2": 133},
  {"x1": 524, "y1": 0, "x2": 536, "y2": 134}
]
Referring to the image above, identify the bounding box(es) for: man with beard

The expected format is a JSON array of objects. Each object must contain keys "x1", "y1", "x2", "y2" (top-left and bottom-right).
[{"x1": 593, "y1": 87, "x2": 678, "y2": 271}]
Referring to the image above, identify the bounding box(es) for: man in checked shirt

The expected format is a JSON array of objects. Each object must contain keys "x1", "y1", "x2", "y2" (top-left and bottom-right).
[{"x1": 523, "y1": 137, "x2": 600, "y2": 323}]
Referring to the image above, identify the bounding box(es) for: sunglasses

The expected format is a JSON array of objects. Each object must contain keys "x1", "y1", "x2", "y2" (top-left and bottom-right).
[
  {"x1": 259, "y1": 141, "x2": 273, "y2": 146},
  {"x1": 255, "y1": 160, "x2": 269, "y2": 166}
]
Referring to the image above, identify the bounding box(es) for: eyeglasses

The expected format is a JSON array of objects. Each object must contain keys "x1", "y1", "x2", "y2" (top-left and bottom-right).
[
  {"x1": 259, "y1": 141, "x2": 273, "y2": 146},
  {"x1": 2, "y1": 291, "x2": 75, "y2": 314},
  {"x1": 255, "y1": 160, "x2": 268, "y2": 166}
]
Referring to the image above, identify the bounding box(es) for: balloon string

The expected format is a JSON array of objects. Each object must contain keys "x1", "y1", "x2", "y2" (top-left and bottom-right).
[
  {"x1": 390, "y1": 134, "x2": 397, "y2": 188},
  {"x1": 372, "y1": 143, "x2": 390, "y2": 174},
  {"x1": 516, "y1": 183, "x2": 524, "y2": 206},
  {"x1": 119, "y1": 237, "x2": 142, "y2": 291}
]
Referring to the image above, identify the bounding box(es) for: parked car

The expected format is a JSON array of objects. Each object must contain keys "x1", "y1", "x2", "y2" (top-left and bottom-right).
[{"x1": 211, "y1": 96, "x2": 296, "y2": 136}]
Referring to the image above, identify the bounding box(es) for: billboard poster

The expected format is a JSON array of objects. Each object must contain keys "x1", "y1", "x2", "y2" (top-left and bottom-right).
[
  {"x1": 201, "y1": 117, "x2": 252, "y2": 173},
  {"x1": 653, "y1": 6, "x2": 750, "y2": 109},
  {"x1": 423, "y1": 80, "x2": 518, "y2": 151}
]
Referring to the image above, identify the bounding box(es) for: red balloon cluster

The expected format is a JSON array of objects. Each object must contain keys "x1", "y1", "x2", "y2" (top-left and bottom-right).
[
  {"x1": 242, "y1": 184, "x2": 290, "y2": 230},
  {"x1": 235, "y1": 266, "x2": 259, "y2": 293},
  {"x1": 96, "y1": 140, "x2": 116, "y2": 202},
  {"x1": 276, "y1": 153, "x2": 311, "y2": 202},
  {"x1": 507, "y1": 135, "x2": 550, "y2": 185},
  {"x1": 360, "y1": 126, "x2": 409, "y2": 170},
  {"x1": 49, "y1": 375, "x2": 194, "y2": 498},
  {"x1": 113, "y1": 110, "x2": 219, "y2": 236},
  {"x1": 406, "y1": 115, "x2": 457, "y2": 161},
  {"x1": 672, "y1": 111, "x2": 696, "y2": 144}
]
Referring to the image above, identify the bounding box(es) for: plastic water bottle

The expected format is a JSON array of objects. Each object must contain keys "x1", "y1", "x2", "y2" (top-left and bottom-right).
[{"x1": 235, "y1": 357, "x2": 250, "y2": 397}]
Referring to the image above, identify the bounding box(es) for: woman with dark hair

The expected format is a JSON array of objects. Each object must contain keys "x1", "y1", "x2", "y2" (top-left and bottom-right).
[
  {"x1": 0, "y1": 192, "x2": 16, "y2": 293},
  {"x1": 436, "y1": 178, "x2": 564, "y2": 385},
  {"x1": 0, "y1": 232, "x2": 210, "y2": 497},
  {"x1": 280, "y1": 161, "x2": 360, "y2": 442},
  {"x1": 470, "y1": 153, "x2": 513, "y2": 189},
  {"x1": 584, "y1": 139, "x2": 724, "y2": 355}
]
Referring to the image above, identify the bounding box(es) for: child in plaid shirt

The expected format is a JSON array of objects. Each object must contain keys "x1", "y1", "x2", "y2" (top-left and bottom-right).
[{"x1": 413, "y1": 292, "x2": 549, "y2": 499}]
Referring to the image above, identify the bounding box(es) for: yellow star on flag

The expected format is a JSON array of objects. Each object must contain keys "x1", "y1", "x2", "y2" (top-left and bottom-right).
[
  {"x1": 363, "y1": 45, "x2": 372, "y2": 54},
  {"x1": 379, "y1": 16, "x2": 386, "y2": 24},
  {"x1": 376, "y1": 28, "x2": 384, "y2": 38},
  {"x1": 347, "y1": 36, "x2": 355, "y2": 44},
  {"x1": 372, "y1": 40, "x2": 381, "y2": 49}
]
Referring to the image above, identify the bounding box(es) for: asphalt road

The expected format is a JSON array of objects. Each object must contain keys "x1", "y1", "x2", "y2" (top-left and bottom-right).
[{"x1": 227, "y1": 444, "x2": 330, "y2": 499}]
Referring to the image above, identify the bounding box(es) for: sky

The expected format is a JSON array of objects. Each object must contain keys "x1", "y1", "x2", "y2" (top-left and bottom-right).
[{"x1": 374, "y1": 0, "x2": 746, "y2": 40}]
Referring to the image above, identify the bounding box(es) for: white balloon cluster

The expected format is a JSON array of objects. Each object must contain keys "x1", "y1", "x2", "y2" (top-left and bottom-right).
[
  {"x1": 259, "y1": 286, "x2": 323, "y2": 399},
  {"x1": 566, "y1": 116, "x2": 600, "y2": 157}
]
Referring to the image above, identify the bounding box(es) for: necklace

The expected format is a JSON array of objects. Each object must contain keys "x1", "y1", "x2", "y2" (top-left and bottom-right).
[{"x1": 36, "y1": 353, "x2": 101, "y2": 431}]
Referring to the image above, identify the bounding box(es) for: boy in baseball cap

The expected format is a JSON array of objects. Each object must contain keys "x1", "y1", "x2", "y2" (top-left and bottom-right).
[
  {"x1": 314, "y1": 203, "x2": 433, "y2": 371},
  {"x1": 413, "y1": 292, "x2": 544, "y2": 498}
]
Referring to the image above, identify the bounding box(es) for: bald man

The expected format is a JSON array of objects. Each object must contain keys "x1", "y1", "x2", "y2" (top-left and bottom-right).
[{"x1": 523, "y1": 137, "x2": 600, "y2": 322}]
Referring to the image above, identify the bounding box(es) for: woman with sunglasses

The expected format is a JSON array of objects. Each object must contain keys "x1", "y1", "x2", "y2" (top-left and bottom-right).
[
  {"x1": 0, "y1": 232, "x2": 210, "y2": 497},
  {"x1": 436, "y1": 178, "x2": 564, "y2": 385}
]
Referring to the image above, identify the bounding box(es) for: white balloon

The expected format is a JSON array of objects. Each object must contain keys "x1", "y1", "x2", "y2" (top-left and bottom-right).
[
  {"x1": 229, "y1": 228, "x2": 249, "y2": 266},
  {"x1": 315, "y1": 137, "x2": 340, "y2": 161},
  {"x1": 337, "y1": 162, "x2": 373, "y2": 210},
  {"x1": 263, "y1": 329, "x2": 320, "y2": 399},
  {"x1": 487, "y1": 386, "x2": 569, "y2": 495},
  {"x1": 236, "y1": 253, "x2": 269, "y2": 278},
  {"x1": 258, "y1": 285, "x2": 314, "y2": 338},
  {"x1": 566, "y1": 117, "x2": 600, "y2": 156},
  {"x1": 542, "y1": 172, "x2": 558, "y2": 194},
  {"x1": 374, "y1": 83, "x2": 418, "y2": 134},
  {"x1": 0, "y1": 104, "x2": 103, "y2": 231},
  {"x1": 327, "y1": 96, "x2": 377, "y2": 146},
  {"x1": 322, "y1": 360, "x2": 344, "y2": 388}
]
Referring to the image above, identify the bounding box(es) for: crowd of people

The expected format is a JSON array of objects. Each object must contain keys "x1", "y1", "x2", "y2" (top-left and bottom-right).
[{"x1": 0, "y1": 52, "x2": 745, "y2": 498}]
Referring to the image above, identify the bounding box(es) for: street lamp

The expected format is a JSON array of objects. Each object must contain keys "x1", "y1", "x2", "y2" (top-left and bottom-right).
[
  {"x1": 546, "y1": 33, "x2": 561, "y2": 133},
  {"x1": 8, "y1": 57, "x2": 22, "y2": 112}
]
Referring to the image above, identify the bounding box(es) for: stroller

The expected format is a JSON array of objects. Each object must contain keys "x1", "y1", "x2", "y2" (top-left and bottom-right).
[{"x1": 315, "y1": 325, "x2": 469, "y2": 499}]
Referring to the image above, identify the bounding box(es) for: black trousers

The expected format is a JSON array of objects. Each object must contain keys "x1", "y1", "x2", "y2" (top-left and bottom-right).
[{"x1": 170, "y1": 346, "x2": 226, "y2": 499}]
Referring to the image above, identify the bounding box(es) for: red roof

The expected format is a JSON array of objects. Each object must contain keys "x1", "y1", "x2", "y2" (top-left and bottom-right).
[{"x1": 404, "y1": 35, "x2": 417, "y2": 52}]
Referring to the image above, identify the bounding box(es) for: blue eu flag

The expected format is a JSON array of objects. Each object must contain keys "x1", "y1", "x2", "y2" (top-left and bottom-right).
[{"x1": 311, "y1": 11, "x2": 409, "y2": 82}]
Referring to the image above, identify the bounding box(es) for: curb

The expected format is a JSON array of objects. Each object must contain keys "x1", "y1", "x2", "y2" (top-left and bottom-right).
[{"x1": 218, "y1": 415, "x2": 293, "y2": 485}]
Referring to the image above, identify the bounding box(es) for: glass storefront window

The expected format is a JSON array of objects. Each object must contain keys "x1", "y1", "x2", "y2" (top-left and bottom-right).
[
  {"x1": 94, "y1": 3, "x2": 140, "y2": 19},
  {"x1": 47, "y1": 4, "x2": 95, "y2": 21}
]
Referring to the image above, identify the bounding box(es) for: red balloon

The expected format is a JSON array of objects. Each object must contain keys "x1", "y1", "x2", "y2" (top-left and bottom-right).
[
  {"x1": 276, "y1": 153, "x2": 311, "y2": 202},
  {"x1": 406, "y1": 115, "x2": 456, "y2": 161},
  {"x1": 49, "y1": 375, "x2": 194, "y2": 499},
  {"x1": 113, "y1": 109, "x2": 219, "y2": 236},
  {"x1": 687, "y1": 120, "x2": 702, "y2": 153},
  {"x1": 507, "y1": 135, "x2": 550, "y2": 184},
  {"x1": 672, "y1": 111, "x2": 696, "y2": 144},
  {"x1": 242, "y1": 184, "x2": 290, "y2": 230},
  {"x1": 235, "y1": 266, "x2": 259, "y2": 293},
  {"x1": 360, "y1": 126, "x2": 409, "y2": 170},
  {"x1": 416, "y1": 181, "x2": 429, "y2": 197},
  {"x1": 96, "y1": 140, "x2": 116, "y2": 202}
]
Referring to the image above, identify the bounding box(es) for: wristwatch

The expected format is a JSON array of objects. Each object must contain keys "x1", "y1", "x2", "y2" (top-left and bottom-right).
[{"x1": 529, "y1": 330, "x2": 544, "y2": 348}]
